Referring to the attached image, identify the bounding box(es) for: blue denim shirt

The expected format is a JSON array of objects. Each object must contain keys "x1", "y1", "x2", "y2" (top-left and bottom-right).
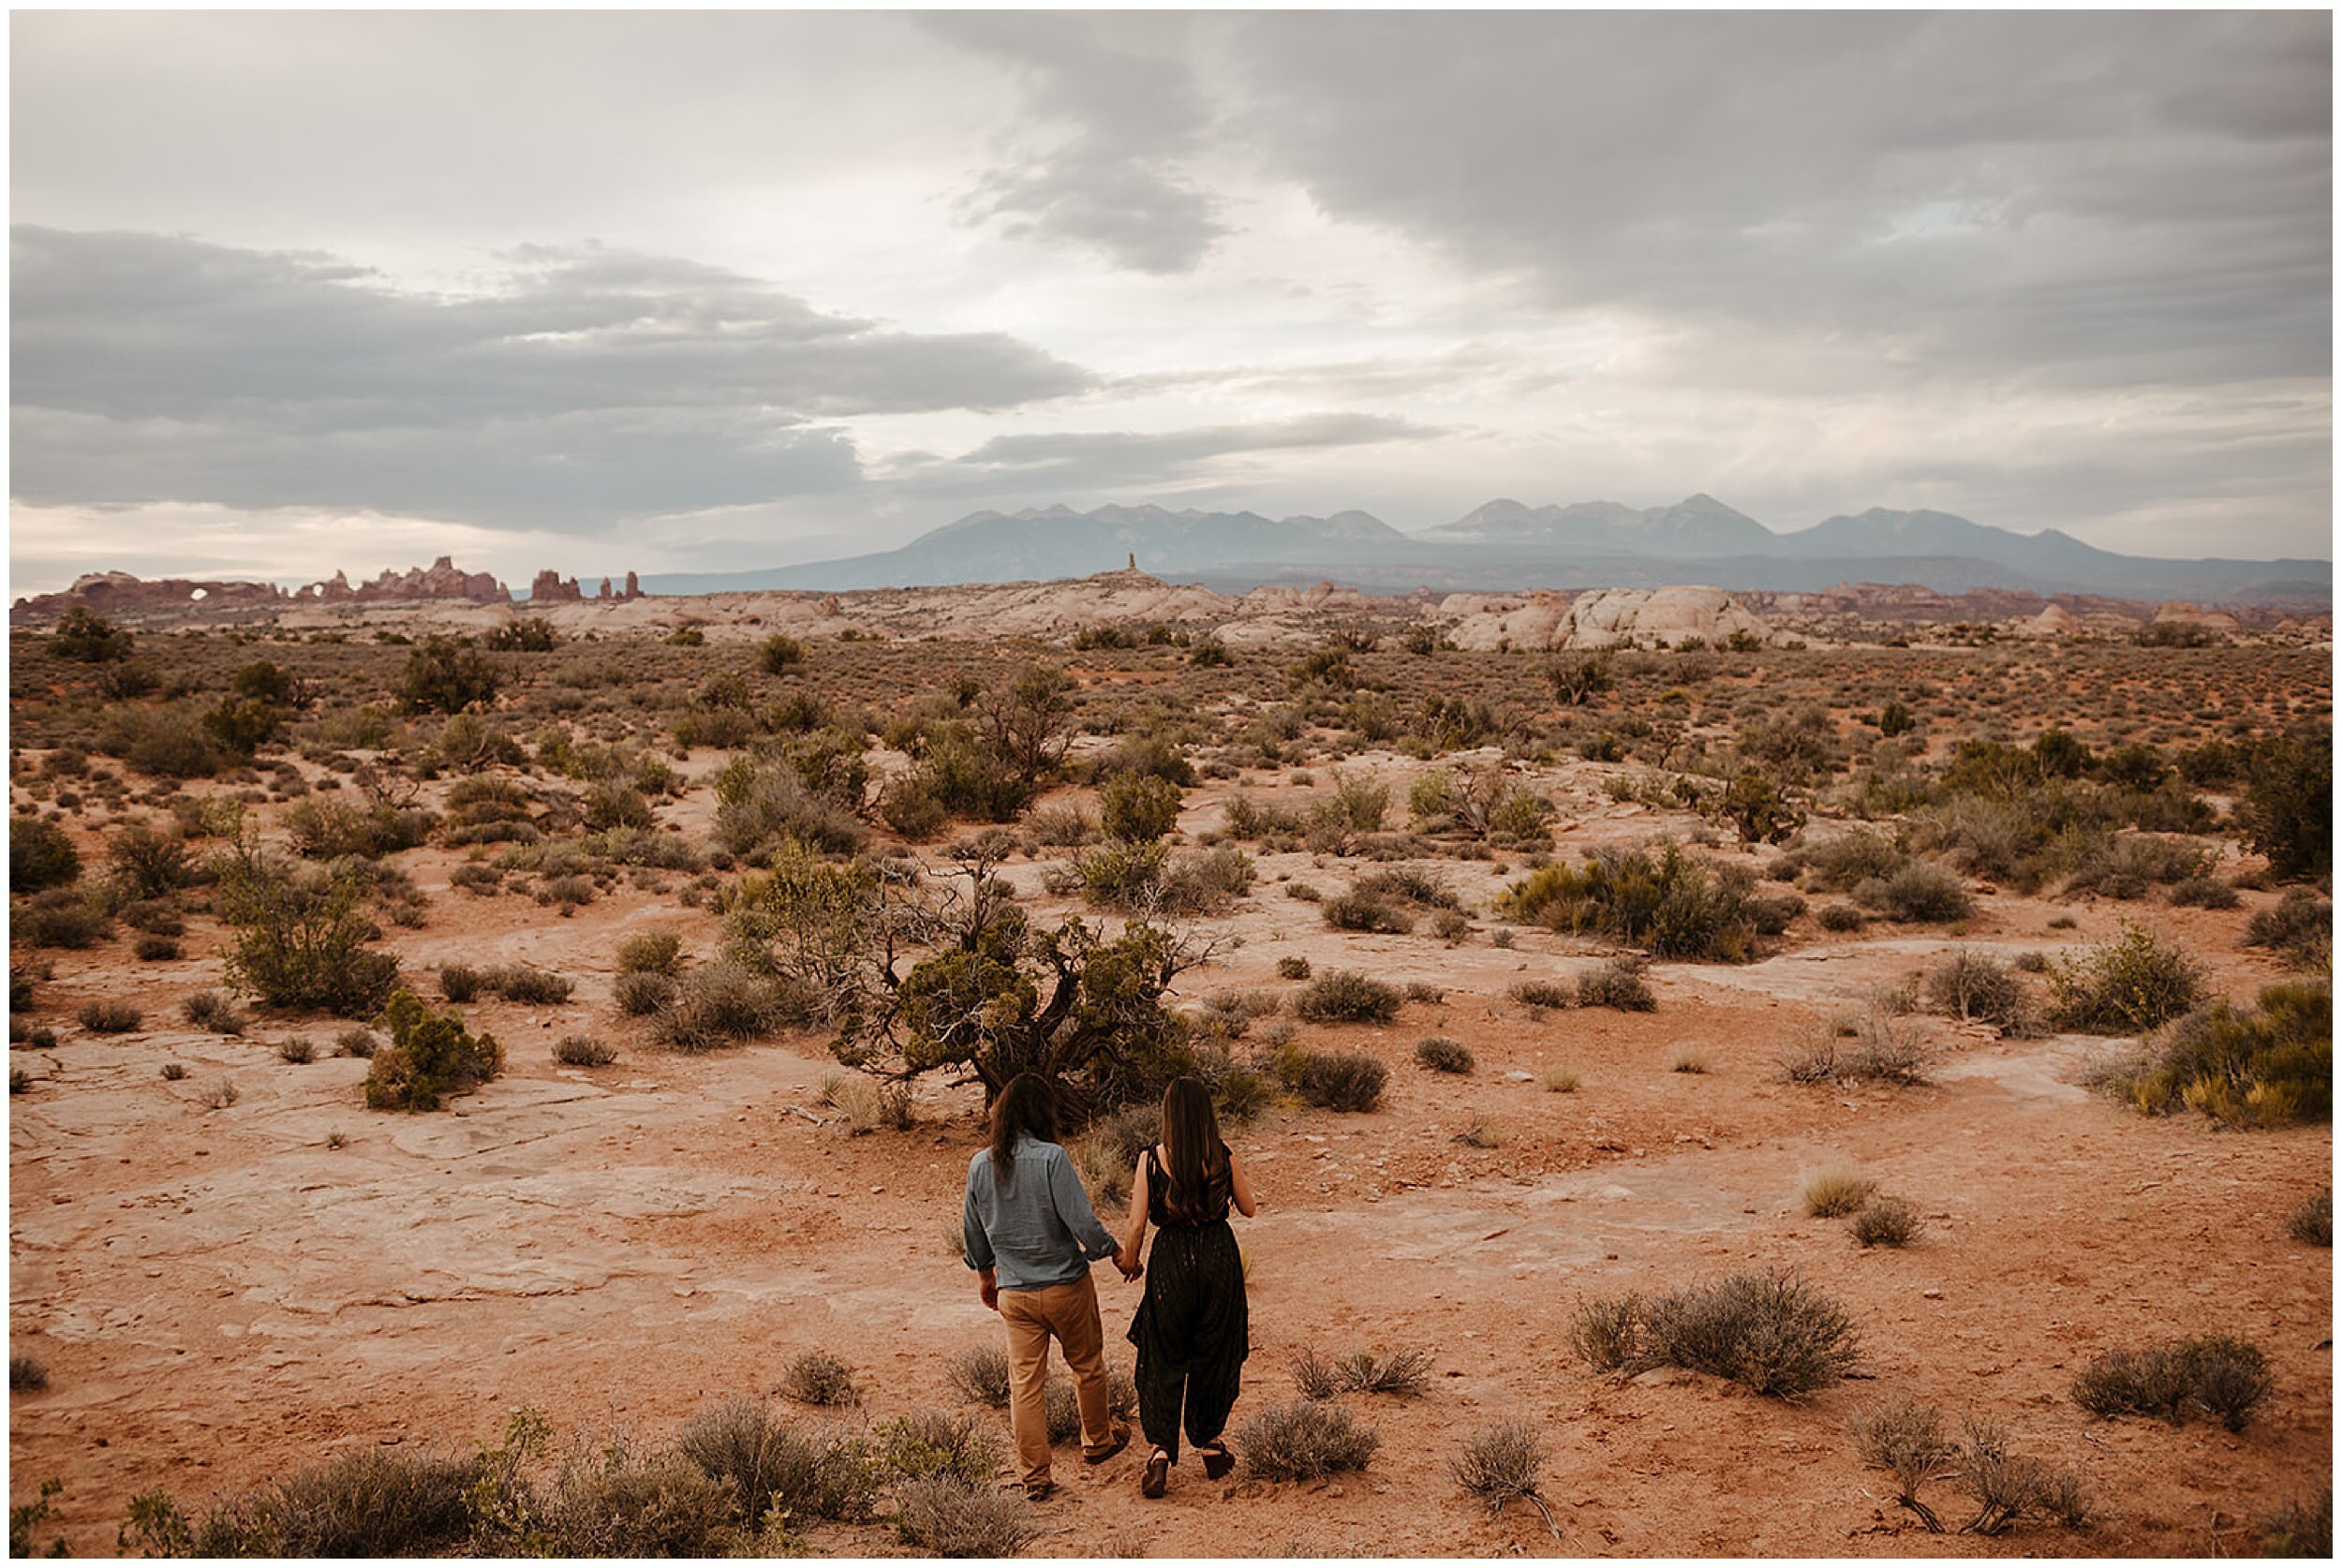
[{"x1": 962, "y1": 1135, "x2": 1118, "y2": 1292}]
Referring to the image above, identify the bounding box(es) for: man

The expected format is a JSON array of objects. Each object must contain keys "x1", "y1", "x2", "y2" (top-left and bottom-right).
[{"x1": 962, "y1": 1072, "x2": 1139, "y2": 1499}]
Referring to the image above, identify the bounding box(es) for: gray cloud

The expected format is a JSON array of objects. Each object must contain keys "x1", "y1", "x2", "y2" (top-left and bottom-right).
[
  {"x1": 867, "y1": 413, "x2": 1448, "y2": 505},
  {"x1": 10, "y1": 227, "x2": 1094, "y2": 525},
  {"x1": 926, "y1": 12, "x2": 1227, "y2": 273},
  {"x1": 1223, "y1": 10, "x2": 2329, "y2": 392},
  {"x1": 960, "y1": 412, "x2": 1443, "y2": 471},
  {"x1": 6, "y1": 11, "x2": 2329, "y2": 575}
]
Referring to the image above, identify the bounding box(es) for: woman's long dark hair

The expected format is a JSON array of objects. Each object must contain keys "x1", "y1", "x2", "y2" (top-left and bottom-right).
[
  {"x1": 1159, "y1": 1076, "x2": 1228, "y2": 1225},
  {"x1": 990, "y1": 1072, "x2": 1060, "y2": 1184}
]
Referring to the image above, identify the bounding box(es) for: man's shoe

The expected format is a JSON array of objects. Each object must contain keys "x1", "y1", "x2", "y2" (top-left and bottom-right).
[
  {"x1": 1022, "y1": 1481, "x2": 1059, "y2": 1502},
  {"x1": 1084, "y1": 1420, "x2": 1132, "y2": 1466}
]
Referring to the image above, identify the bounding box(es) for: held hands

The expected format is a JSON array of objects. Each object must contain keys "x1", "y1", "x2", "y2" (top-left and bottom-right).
[{"x1": 1113, "y1": 1246, "x2": 1144, "y2": 1282}]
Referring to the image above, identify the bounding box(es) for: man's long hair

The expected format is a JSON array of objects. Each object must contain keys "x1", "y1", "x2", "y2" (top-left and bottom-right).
[
  {"x1": 989, "y1": 1072, "x2": 1060, "y2": 1185},
  {"x1": 1159, "y1": 1075, "x2": 1228, "y2": 1226}
]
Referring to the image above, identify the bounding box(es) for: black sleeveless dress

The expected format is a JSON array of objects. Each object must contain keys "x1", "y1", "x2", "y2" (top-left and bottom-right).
[{"x1": 1126, "y1": 1145, "x2": 1250, "y2": 1461}]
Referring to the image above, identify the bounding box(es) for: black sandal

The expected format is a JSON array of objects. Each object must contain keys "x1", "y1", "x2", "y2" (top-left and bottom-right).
[
  {"x1": 1198, "y1": 1441, "x2": 1234, "y2": 1481},
  {"x1": 1142, "y1": 1450, "x2": 1171, "y2": 1499}
]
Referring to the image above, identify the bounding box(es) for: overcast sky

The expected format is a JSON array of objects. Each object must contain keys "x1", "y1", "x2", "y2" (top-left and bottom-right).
[{"x1": 9, "y1": 8, "x2": 2332, "y2": 594}]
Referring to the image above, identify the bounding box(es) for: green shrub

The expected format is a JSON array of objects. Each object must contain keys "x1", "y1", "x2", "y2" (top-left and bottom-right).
[
  {"x1": 395, "y1": 636, "x2": 501, "y2": 715},
  {"x1": 2262, "y1": 1490, "x2": 2332, "y2": 1558},
  {"x1": 1546, "y1": 651, "x2": 1612, "y2": 706},
  {"x1": 877, "y1": 1411, "x2": 999, "y2": 1487},
  {"x1": 1925, "y1": 950, "x2": 2037, "y2": 1033},
  {"x1": 1507, "y1": 979, "x2": 1572, "y2": 1010},
  {"x1": 79, "y1": 999, "x2": 142, "y2": 1033},
  {"x1": 1275, "y1": 954, "x2": 1312, "y2": 981},
  {"x1": 1148, "y1": 844, "x2": 1253, "y2": 916},
  {"x1": 779, "y1": 1350, "x2": 859, "y2": 1407},
  {"x1": 1291, "y1": 1346, "x2": 1431, "y2": 1399},
  {"x1": 182, "y1": 990, "x2": 248, "y2": 1036},
  {"x1": 615, "y1": 930, "x2": 684, "y2": 975},
  {"x1": 2167, "y1": 875, "x2": 2241, "y2": 910},
  {"x1": 1068, "y1": 836, "x2": 1170, "y2": 910},
  {"x1": 554, "y1": 1035, "x2": 616, "y2": 1067},
  {"x1": 1850, "y1": 1396, "x2": 1953, "y2": 1530},
  {"x1": 2048, "y1": 922, "x2": 2204, "y2": 1034},
  {"x1": 438, "y1": 964, "x2": 483, "y2": 1003},
  {"x1": 2239, "y1": 732, "x2": 2331, "y2": 880},
  {"x1": 110, "y1": 821, "x2": 194, "y2": 899},
  {"x1": 50, "y1": 606, "x2": 133, "y2": 662},
  {"x1": 1795, "y1": 827, "x2": 1910, "y2": 891},
  {"x1": 1861, "y1": 863, "x2": 1974, "y2": 924},
  {"x1": 9, "y1": 817, "x2": 80, "y2": 893},
  {"x1": 1323, "y1": 890, "x2": 1413, "y2": 934},
  {"x1": 14, "y1": 887, "x2": 112, "y2": 948},
  {"x1": 614, "y1": 970, "x2": 677, "y2": 1017},
  {"x1": 363, "y1": 989, "x2": 504, "y2": 1112},
  {"x1": 283, "y1": 797, "x2": 429, "y2": 860},
  {"x1": 2286, "y1": 1188, "x2": 2331, "y2": 1246},
  {"x1": 1415, "y1": 1036, "x2": 1474, "y2": 1073},
  {"x1": 756, "y1": 633, "x2": 807, "y2": 673},
  {"x1": 534, "y1": 1440, "x2": 739, "y2": 1557},
  {"x1": 1234, "y1": 1400, "x2": 1380, "y2": 1481},
  {"x1": 1279, "y1": 1046, "x2": 1388, "y2": 1111},
  {"x1": 1818, "y1": 903, "x2": 1865, "y2": 932},
  {"x1": 1500, "y1": 840, "x2": 1765, "y2": 961},
  {"x1": 892, "y1": 1474, "x2": 1036, "y2": 1556},
  {"x1": 135, "y1": 1448, "x2": 484, "y2": 1557},
  {"x1": 1578, "y1": 955, "x2": 1655, "y2": 1012},
  {"x1": 1569, "y1": 1268, "x2": 1860, "y2": 1397},
  {"x1": 676, "y1": 1398, "x2": 880, "y2": 1528},
  {"x1": 216, "y1": 853, "x2": 400, "y2": 1015},
  {"x1": 2103, "y1": 980, "x2": 2329, "y2": 1128},
  {"x1": 1449, "y1": 1420, "x2": 1553, "y2": 1529},
  {"x1": 482, "y1": 618, "x2": 557, "y2": 653},
  {"x1": 101, "y1": 706, "x2": 229, "y2": 778},
  {"x1": 1801, "y1": 1166, "x2": 1875, "y2": 1218},
  {"x1": 1295, "y1": 971, "x2": 1401, "y2": 1025},
  {"x1": 1721, "y1": 769, "x2": 1804, "y2": 845},
  {"x1": 654, "y1": 958, "x2": 802, "y2": 1051},
  {"x1": 2246, "y1": 888, "x2": 2331, "y2": 968},
  {"x1": 1099, "y1": 772, "x2": 1181, "y2": 843},
  {"x1": 482, "y1": 965, "x2": 573, "y2": 1005},
  {"x1": 202, "y1": 696, "x2": 285, "y2": 759},
  {"x1": 2071, "y1": 1335, "x2": 2272, "y2": 1431},
  {"x1": 713, "y1": 756, "x2": 865, "y2": 858},
  {"x1": 1851, "y1": 1196, "x2": 1923, "y2": 1248}
]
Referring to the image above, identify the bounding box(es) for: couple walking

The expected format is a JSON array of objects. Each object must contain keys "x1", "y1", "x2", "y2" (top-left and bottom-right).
[{"x1": 961, "y1": 1072, "x2": 1256, "y2": 1501}]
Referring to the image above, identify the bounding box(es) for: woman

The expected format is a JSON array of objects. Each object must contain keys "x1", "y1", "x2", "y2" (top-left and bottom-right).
[{"x1": 1121, "y1": 1075, "x2": 1256, "y2": 1498}]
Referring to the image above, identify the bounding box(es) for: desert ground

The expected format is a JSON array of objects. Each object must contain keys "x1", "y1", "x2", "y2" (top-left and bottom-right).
[{"x1": 7, "y1": 582, "x2": 2332, "y2": 1557}]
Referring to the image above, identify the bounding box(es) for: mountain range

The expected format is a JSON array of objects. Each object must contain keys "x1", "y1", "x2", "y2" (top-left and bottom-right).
[{"x1": 633, "y1": 496, "x2": 2329, "y2": 605}]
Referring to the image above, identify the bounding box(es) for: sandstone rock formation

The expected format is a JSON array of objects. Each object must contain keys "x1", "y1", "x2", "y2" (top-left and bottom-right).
[
  {"x1": 1438, "y1": 585, "x2": 1770, "y2": 650},
  {"x1": 1435, "y1": 591, "x2": 1574, "y2": 652},
  {"x1": 1558, "y1": 586, "x2": 1772, "y2": 649},
  {"x1": 529, "y1": 570, "x2": 585, "y2": 604},
  {"x1": 10, "y1": 556, "x2": 511, "y2": 622},
  {"x1": 2153, "y1": 600, "x2": 2241, "y2": 634},
  {"x1": 294, "y1": 556, "x2": 507, "y2": 604},
  {"x1": 10, "y1": 571, "x2": 290, "y2": 622}
]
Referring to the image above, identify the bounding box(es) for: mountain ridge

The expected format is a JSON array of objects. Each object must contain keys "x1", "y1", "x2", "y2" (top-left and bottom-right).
[{"x1": 636, "y1": 496, "x2": 2328, "y2": 605}]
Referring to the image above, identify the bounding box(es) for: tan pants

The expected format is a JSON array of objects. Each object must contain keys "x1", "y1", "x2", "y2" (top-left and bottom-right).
[{"x1": 999, "y1": 1270, "x2": 1119, "y2": 1487}]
